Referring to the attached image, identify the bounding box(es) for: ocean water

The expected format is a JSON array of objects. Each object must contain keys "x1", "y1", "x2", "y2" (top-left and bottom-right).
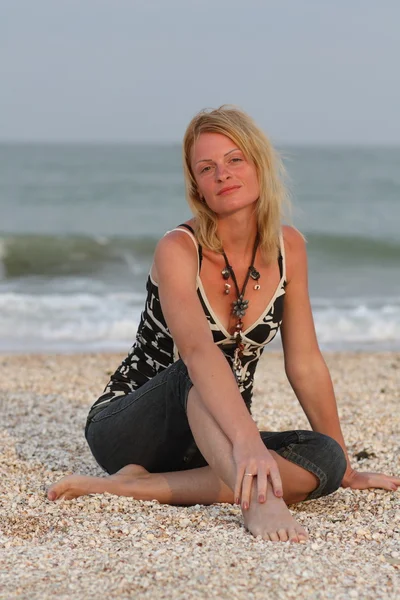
[{"x1": 0, "y1": 142, "x2": 399, "y2": 353}]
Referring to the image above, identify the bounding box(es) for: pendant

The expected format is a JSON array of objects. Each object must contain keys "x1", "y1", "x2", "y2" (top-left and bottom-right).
[
  {"x1": 224, "y1": 283, "x2": 231, "y2": 295},
  {"x1": 235, "y1": 335, "x2": 244, "y2": 355},
  {"x1": 232, "y1": 295, "x2": 249, "y2": 318},
  {"x1": 235, "y1": 318, "x2": 243, "y2": 332},
  {"x1": 221, "y1": 268, "x2": 230, "y2": 280},
  {"x1": 254, "y1": 284, "x2": 261, "y2": 291},
  {"x1": 249, "y1": 267, "x2": 260, "y2": 281}
]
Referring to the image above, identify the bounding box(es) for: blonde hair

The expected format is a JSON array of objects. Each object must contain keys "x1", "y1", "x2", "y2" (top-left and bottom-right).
[{"x1": 182, "y1": 105, "x2": 290, "y2": 262}]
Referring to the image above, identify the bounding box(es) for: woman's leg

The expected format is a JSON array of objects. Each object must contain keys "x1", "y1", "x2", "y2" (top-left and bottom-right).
[
  {"x1": 48, "y1": 386, "x2": 319, "y2": 541},
  {"x1": 47, "y1": 464, "x2": 231, "y2": 504},
  {"x1": 48, "y1": 359, "x2": 345, "y2": 542},
  {"x1": 47, "y1": 450, "x2": 317, "y2": 506},
  {"x1": 183, "y1": 386, "x2": 312, "y2": 542}
]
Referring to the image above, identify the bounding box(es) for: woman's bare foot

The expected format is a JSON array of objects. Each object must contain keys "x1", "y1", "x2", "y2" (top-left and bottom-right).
[
  {"x1": 242, "y1": 480, "x2": 309, "y2": 543},
  {"x1": 48, "y1": 465, "x2": 307, "y2": 542},
  {"x1": 47, "y1": 464, "x2": 149, "y2": 501}
]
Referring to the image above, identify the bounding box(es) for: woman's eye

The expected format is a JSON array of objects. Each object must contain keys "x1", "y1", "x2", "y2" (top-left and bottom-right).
[
  {"x1": 230, "y1": 157, "x2": 242, "y2": 163},
  {"x1": 200, "y1": 165, "x2": 212, "y2": 174}
]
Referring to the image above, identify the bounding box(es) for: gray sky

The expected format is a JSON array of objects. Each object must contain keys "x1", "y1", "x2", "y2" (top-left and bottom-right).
[{"x1": 1, "y1": 0, "x2": 400, "y2": 144}]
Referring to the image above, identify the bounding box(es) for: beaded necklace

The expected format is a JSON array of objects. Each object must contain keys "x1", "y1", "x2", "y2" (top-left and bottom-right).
[{"x1": 221, "y1": 234, "x2": 260, "y2": 382}]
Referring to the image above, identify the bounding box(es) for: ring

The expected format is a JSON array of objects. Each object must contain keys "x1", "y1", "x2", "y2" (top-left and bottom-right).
[{"x1": 244, "y1": 473, "x2": 255, "y2": 477}]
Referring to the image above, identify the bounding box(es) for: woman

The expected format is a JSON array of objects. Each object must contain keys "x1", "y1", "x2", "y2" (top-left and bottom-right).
[{"x1": 48, "y1": 106, "x2": 399, "y2": 543}]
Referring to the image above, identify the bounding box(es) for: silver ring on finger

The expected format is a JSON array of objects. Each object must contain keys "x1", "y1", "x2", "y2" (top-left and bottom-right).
[{"x1": 244, "y1": 473, "x2": 255, "y2": 477}]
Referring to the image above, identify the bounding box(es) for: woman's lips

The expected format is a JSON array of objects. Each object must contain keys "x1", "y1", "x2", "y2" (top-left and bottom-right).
[{"x1": 217, "y1": 185, "x2": 241, "y2": 195}]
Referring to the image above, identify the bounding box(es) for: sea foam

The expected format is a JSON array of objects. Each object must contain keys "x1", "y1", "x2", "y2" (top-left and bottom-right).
[{"x1": 0, "y1": 291, "x2": 399, "y2": 353}]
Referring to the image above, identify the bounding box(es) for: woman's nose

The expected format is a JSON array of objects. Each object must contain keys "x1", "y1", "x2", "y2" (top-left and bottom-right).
[{"x1": 215, "y1": 163, "x2": 231, "y2": 181}]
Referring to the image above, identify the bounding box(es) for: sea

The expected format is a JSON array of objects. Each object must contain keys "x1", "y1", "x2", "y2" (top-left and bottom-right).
[{"x1": 0, "y1": 143, "x2": 399, "y2": 354}]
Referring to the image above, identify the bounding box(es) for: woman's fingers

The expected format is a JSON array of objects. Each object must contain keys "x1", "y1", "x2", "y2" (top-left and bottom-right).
[
  {"x1": 368, "y1": 473, "x2": 399, "y2": 491},
  {"x1": 347, "y1": 471, "x2": 400, "y2": 491},
  {"x1": 257, "y1": 469, "x2": 268, "y2": 503},
  {"x1": 234, "y1": 466, "x2": 246, "y2": 505},
  {"x1": 386, "y1": 475, "x2": 400, "y2": 489},
  {"x1": 234, "y1": 450, "x2": 283, "y2": 508},
  {"x1": 269, "y1": 463, "x2": 283, "y2": 497},
  {"x1": 240, "y1": 462, "x2": 281, "y2": 508},
  {"x1": 241, "y1": 472, "x2": 255, "y2": 509}
]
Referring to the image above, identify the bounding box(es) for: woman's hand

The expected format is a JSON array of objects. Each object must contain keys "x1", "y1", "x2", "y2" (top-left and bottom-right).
[
  {"x1": 232, "y1": 438, "x2": 283, "y2": 510},
  {"x1": 342, "y1": 468, "x2": 400, "y2": 491}
]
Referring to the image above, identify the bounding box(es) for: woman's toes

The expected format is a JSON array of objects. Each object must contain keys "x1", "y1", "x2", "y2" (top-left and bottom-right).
[
  {"x1": 46, "y1": 475, "x2": 80, "y2": 502},
  {"x1": 298, "y1": 530, "x2": 309, "y2": 543},
  {"x1": 47, "y1": 489, "x2": 57, "y2": 501},
  {"x1": 47, "y1": 480, "x2": 67, "y2": 501},
  {"x1": 277, "y1": 528, "x2": 289, "y2": 542},
  {"x1": 268, "y1": 531, "x2": 280, "y2": 542},
  {"x1": 288, "y1": 528, "x2": 299, "y2": 543},
  {"x1": 47, "y1": 486, "x2": 66, "y2": 501}
]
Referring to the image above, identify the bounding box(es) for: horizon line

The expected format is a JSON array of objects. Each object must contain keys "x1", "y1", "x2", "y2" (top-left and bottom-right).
[{"x1": 1, "y1": 139, "x2": 400, "y2": 149}]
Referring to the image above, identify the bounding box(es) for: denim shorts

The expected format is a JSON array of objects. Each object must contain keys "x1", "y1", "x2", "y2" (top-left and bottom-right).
[{"x1": 85, "y1": 359, "x2": 347, "y2": 501}]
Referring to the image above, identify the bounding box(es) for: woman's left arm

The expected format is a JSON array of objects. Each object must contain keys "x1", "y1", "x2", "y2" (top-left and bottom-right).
[{"x1": 280, "y1": 226, "x2": 399, "y2": 492}]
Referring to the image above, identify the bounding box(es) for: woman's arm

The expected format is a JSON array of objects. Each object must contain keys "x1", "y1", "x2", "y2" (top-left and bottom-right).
[
  {"x1": 280, "y1": 226, "x2": 399, "y2": 492},
  {"x1": 154, "y1": 231, "x2": 259, "y2": 443},
  {"x1": 153, "y1": 231, "x2": 283, "y2": 503}
]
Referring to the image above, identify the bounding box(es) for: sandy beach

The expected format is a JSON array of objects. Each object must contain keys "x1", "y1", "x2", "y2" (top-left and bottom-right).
[{"x1": 0, "y1": 351, "x2": 399, "y2": 599}]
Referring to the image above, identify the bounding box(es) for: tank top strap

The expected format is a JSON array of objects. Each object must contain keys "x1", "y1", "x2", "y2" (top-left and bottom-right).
[
  {"x1": 166, "y1": 224, "x2": 203, "y2": 274},
  {"x1": 278, "y1": 230, "x2": 286, "y2": 281},
  {"x1": 172, "y1": 223, "x2": 203, "y2": 272}
]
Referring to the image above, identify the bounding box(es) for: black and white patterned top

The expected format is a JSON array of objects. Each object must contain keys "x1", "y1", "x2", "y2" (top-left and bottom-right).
[{"x1": 89, "y1": 225, "x2": 286, "y2": 414}]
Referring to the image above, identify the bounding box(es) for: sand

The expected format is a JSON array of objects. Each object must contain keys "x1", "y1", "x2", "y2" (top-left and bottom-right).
[{"x1": 0, "y1": 351, "x2": 399, "y2": 599}]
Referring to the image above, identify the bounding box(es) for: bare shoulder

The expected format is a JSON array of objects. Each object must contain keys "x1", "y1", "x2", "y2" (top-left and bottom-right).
[
  {"x1": 282, "y1": 224, "x2": 306, "y2": 251},
  {"x1": 152, "y1": 224, "x2": 198, "y2": 283},
  {"x1": 282, "y1": 225, "x2": 307, "y2": 283}
]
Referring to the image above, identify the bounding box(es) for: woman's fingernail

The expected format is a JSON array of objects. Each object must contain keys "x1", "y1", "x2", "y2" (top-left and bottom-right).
[
  {"x1": 259, "y1": 495, "x2": 265, "y2": 503},
  {"x1": 275, "y1": 490, "x2": 283, "y2": 497},
  {"x1": 243, "y1": 502, "x2": 248, "y2": 510},
  {"x1": 391, "y1": 484, "x2": 397, "y2": 491},
  {"x1": 235, "y1": 497, "x2": 240, "y2": 505}
]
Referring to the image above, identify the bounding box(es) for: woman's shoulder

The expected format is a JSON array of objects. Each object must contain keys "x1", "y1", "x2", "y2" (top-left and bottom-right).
[
  {"x1": 282, "y1": 224, "x2": 306, "y2": 248},
  {"x1": 159, "y1": 220, "x2": 198, "y2": 253},
  {"x1": 152, "y1": 220, "x2": 199, "y2": 283},
  {"x1": 161, "y1": 219, "x2": 197, "y2": 243},
  {"x1": 281, "y1": 225, "x2": 307, "y2": 282}
]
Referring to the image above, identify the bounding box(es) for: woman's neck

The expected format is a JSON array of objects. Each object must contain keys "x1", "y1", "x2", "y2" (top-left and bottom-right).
[{"x1": 216, "y1": 209, "x2": 258, "y2": 261}]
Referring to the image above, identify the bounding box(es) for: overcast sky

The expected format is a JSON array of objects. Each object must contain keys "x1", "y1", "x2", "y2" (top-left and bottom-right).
[{"x1": 1, "y1": 0, "x2": 400, "y2": 144}]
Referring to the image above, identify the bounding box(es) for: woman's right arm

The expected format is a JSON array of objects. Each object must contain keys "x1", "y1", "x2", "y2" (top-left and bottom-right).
[{"x1": 153, "y1": 231, "x2": 283, "y2": 505}]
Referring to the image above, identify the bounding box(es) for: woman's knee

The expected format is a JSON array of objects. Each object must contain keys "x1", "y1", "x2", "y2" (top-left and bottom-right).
[{"x1": 312, "y1": 433, "x2": 347, "y2": 497}]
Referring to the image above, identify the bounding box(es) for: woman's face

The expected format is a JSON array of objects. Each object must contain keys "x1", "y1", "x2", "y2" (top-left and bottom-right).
[{"x1": 191, "y1": 132, "x2": 260, "y2": 216}]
